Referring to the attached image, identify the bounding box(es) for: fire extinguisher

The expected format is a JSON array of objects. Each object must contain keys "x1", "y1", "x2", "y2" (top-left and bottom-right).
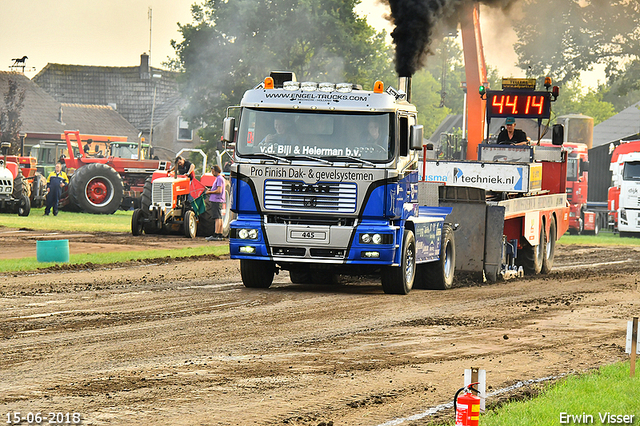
[{"x1": 454, "y1": 382, "x2": 481, "y2": 426}]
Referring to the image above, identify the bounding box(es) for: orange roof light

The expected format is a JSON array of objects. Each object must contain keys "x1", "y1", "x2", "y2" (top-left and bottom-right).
[
  {"x1": 544, "y1": 76, "x2": 552, "y2": 88},
  {"x1": 264, "y1": 77, "x2": 274, "y2": 89},
  {"x1": 373, "y1": 81, "x2": 384, "y2": 93}
]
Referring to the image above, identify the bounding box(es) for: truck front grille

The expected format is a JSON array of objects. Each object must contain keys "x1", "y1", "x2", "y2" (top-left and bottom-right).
[
  {"x1": 152, "y1": 181, "x2": 173, "y2": 205},
  {"x1": 264, "y1": 180, "x2": 357, "y2": 213}
]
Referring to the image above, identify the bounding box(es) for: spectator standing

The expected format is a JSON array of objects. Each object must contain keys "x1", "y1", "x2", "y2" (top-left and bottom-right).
[
  {"x1": 205, "y1": 165, "x2": 226, "y2": 241},
  {"x1": 44, "y1": 162, "x2": 69, "y2": 216}
]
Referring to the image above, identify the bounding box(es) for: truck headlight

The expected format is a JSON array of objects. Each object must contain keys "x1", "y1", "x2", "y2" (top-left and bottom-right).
[
  {"x1": 359, "y1": 233, "x2": 391, "y2": 245},
  {"x1": 621, "y1": 209, "x2": 627, "y2": 221},
  {"x1": 236, "y1": 228, "x2": 259, "y2": 240}
]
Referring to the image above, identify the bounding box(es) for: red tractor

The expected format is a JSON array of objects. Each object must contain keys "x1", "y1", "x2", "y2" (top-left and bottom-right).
[
  {"x1": 0, "y1": 142, "x2": 31, "y2": 216},
  {"x1": 131, "y1": 170, "x2": 210, "y2": 238},
  {"x1": 61, "y1": 130, "x2": 170, "y2": 214}
]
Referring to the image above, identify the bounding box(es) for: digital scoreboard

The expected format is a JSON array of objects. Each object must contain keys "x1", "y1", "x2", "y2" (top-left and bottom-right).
[{"x1": 486, "y1": 91, "x2": 552, "y2": 120}]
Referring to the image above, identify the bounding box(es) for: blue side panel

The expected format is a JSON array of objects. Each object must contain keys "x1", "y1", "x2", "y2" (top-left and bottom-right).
[
  {"x1": 414, "y1": 220, "x2": 444, "y2": 263},
  {"x1": 235, "y1": 178, "x2": 259, "y2": 213},
  {"x1": 418, "y1": 206, "x2": 452, "y2": 220},
  {"x1": 360, "y1": 184, "x2": 386, "y2": 218}
]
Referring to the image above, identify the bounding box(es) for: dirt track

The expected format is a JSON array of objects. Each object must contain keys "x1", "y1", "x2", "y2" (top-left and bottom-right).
[{"x1": 1, "y1": 231, "x2": 639, "y2": 425}]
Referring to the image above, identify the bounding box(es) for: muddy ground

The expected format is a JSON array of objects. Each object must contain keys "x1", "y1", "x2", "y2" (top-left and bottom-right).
[{"x1": 1, "y1": 229, "x2": 639, "y2": 425}]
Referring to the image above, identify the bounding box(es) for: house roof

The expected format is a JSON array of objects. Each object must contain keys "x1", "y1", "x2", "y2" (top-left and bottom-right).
[
  {"x1": 59, "y1": 104, "x2": 140, "y2": 141},
  {"x1": 32, "y1": 57, "x2": 181, "y2": 131},
  {"x1": 0, "y1": 71, "x2": 140, "y2": 141},
  {"x1": 592, "y1": 101, "x2": 640, "y2": 147}
]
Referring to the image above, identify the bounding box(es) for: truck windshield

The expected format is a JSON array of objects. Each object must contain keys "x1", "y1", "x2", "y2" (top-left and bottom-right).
[
  {"x1": 236, "y1": 108, "x2": 393, "y2": 162},
  {"x1": 623, "y1": 161, "x2": 640, "y2": 181},
  {"x1": 566, "y1": 156, "x2": 579, "y2": 181}
]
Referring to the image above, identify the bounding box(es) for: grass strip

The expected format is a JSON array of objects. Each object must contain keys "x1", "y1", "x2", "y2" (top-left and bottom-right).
[
  {"x1": 1, "y1": 208, "x2": 133, "y2": 233},
  {"x1": 451, "y1": 362, "x2": 640, "y2": 426},
  {"x1": 559, "y1": 232, "x2": 640, "y2": 246},
  {"x1": 0, "y1": 245, "x2": 229, "y2": 273}
]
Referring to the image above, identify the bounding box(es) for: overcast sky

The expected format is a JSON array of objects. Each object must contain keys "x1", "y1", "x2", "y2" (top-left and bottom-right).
[{"x1": 0, "y1": 0, "x2": 601, "y2": 87}]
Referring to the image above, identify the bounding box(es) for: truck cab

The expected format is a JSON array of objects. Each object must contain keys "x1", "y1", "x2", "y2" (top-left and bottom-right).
[{"x1": 224, "y1": 73, "x2": 454, "y2": 294}]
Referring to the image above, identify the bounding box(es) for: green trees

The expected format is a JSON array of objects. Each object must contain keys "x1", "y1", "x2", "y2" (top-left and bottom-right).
[
  {"x1": 513, "y1": 0, "x2": 640, "y2": 105},
  {"x1": 0, "y1": 78, "x2": 25, "y2": 155},
  {"x1": 171, "y1": 0, "x2": 395, "y2": 150}
]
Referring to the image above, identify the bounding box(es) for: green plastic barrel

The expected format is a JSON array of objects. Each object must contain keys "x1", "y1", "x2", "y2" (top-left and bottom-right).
[{"x1": 36, "y1": 239, "x2": 70, "y2": 263}]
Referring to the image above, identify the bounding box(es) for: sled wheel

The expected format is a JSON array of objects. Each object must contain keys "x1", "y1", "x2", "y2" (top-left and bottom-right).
[
  {"x1": 517, "y1": 224, "x2": 544, "y2": 275},
  {"x1": 541, "y1": 217, "x2": 556, "y2": 274}
]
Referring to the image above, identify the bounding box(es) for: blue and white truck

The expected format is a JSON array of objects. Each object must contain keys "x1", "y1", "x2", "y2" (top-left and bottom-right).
[
  {"x1": 222, "y1": 73, "x2": 454, "y2": 294},
  {"x1": 222, "y1": 73, "x2": 569, "y2": 294}
]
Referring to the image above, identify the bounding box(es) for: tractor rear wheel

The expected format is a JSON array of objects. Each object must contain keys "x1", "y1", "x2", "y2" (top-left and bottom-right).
[
  {"x1": 141, "y1": 178, "x2": 152, "y2": 215},
  {"x1": 30, "y1": 172, "x2": 47, "y2": 208},
  {"x1": 196, "y1": 200, "x2": 215, "y2": 237},
  {"x1": 70, "y1": 163, "x2": 124, "y2": 214},
  {"x1": 12, "y1": 173, "x2": 31, "y2": 216}
]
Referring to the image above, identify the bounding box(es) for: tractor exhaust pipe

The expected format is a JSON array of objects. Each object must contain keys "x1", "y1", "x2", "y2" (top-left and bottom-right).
[{"x1": 398, "y1": 76, "x2": 412, "y2": 103}]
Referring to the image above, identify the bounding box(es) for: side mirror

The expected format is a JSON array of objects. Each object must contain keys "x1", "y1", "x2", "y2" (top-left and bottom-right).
[
  {"x1": 223, "y1": 117, "x2": 236, "y2": 143},
  {"x1": 581, "y1": 158, "x2": 589, "y2": 172},
  {"x1": 410, "y1": 124, "x2": 424, "y2": 151},
  {"x1": 552, "y1": 124, "x2": 564, "y2": 146}
]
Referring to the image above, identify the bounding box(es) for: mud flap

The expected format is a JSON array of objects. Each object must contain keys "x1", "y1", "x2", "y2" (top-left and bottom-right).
[{"x1": 484, "y1": 205, "x2": 506, "y2": 282}]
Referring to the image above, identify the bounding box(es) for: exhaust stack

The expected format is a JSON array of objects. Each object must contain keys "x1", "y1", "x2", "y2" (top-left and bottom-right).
[{"x1": 398, "y1": 76, "x2": 412, "y2": 103}]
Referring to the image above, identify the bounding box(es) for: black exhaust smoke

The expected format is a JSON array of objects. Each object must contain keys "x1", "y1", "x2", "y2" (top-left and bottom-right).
[{"x1": 383, "y1": 0, "x2": 518, "y2": 77}]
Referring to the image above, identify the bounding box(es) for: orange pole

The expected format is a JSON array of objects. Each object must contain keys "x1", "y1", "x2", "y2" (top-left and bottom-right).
[{"x1": 460, "y1": 2, "x2": 487, "y2": 160}]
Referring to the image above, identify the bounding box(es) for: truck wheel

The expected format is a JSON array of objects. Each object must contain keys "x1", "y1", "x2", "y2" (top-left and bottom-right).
[
  {"x1": 517, "y1": 225, "x2": 545, "y2": 275},
  {"x1": 381, "y1": 230, "x2": 416, "y2": 295},
  {"x1": 415, "y1": 224, "x2": 455, "y2": 290},
  {"x1": 70, "y1": 163, "x2": 124, "y2": 214},
  {"x1": 131, "y1": 208, "x2": 144, "y2": 236},
  {"x1": 141, "y1": 178, "x2": 152, "y2": 215},
  {"x1": 240, "y1": 259, "x2": 275, "y2": 288},
  {"x1": 289, "y1": 268, "x2": 311, "y2": 284},
  {"x1": 184, "y1": 210, "x2": 197, "y2": 238},
  {"x1": 541, "y1": 217, "x2": 556, "y2": 274}
]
